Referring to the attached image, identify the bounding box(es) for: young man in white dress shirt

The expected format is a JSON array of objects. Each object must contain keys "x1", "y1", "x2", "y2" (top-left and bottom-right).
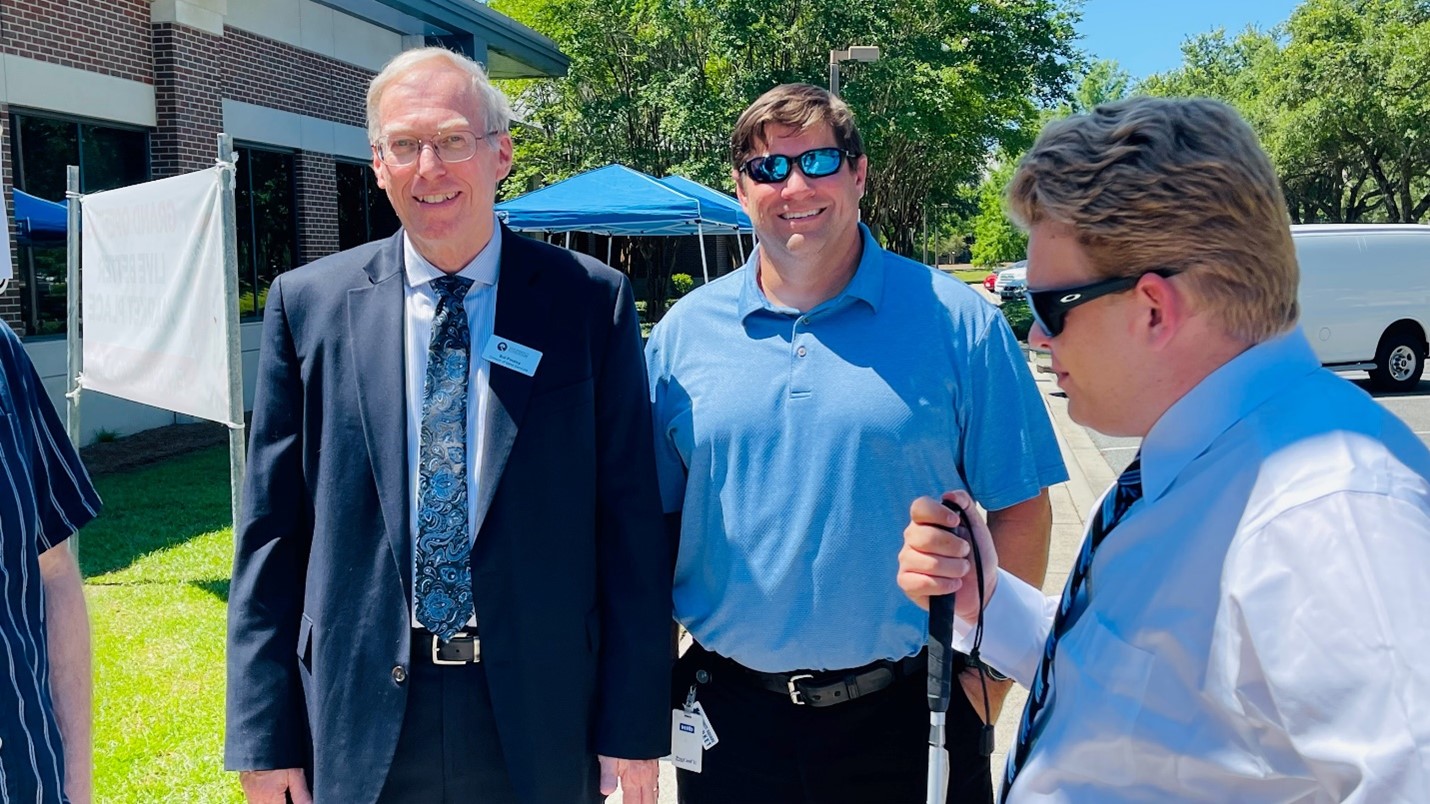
[{"x1": 897, "y1": 96, "x2": 1430, "y2": 802}]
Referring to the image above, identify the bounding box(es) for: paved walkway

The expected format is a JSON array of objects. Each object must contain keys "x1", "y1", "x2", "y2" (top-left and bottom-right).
[{"x1": 616, "y1": 350, "x2": 1109, "y2": 803}]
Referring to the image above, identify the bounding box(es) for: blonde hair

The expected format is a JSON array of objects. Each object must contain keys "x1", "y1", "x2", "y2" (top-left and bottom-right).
[
  {"x1": 1007, "y1": 96, "x2": 1298, "y2": 344},
  {"x1": 366, "y1": 47, "x2": 512, "y2": 143}
]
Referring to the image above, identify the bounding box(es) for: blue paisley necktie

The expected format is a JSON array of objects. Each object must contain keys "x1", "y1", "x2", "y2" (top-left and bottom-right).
[
  {"x1": 414, "y1": 274, "x2": 476, "y2": 641},
  {"x1": 1002, "y1": 453, "x2": 1143, "y2": 797}
]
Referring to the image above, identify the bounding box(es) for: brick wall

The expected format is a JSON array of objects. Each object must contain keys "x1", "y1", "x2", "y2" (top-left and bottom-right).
[
  {"x1": 1, "y1": 9, "x2": 385, "y2": 326},
  {"x1": 294, "y1": 151, "x2": 339, "y2": 263},
  {"x1": 151, "y1": 23, "x2": 224, "y2": 178},
  {"x1": 0, "y1": 0, "x2": 152, "y2": 84},
  {"x1": 225, "y1": 28, "x2": 372, "y2": 131}
]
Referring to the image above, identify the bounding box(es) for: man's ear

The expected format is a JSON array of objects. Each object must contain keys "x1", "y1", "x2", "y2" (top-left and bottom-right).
[
  {"x1": 1136, "y1": 273, "x2": 1185, "y2": 349},
  {"x1": 371, "y1": 146, "x2": 388, "y2": 190},
  {"x1": 733, "y1": 169, "x2": 749, "y2": 207}
]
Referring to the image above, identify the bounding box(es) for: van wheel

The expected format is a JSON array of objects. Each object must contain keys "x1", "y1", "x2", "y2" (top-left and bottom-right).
[{"x1": 1369, "y1": 328, "x2": 1426, "y2": 392}]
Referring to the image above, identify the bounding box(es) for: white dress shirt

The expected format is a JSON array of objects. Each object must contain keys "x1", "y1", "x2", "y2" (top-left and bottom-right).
[
  {"x1": 403, "y1": 223, "x2": 501, "y2": 628},
  {"x1": 972, "y1": 330, "x2": 1430, "y2": 802}
]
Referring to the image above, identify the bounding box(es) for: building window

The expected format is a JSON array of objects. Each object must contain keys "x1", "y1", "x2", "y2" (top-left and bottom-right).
[
  {"x1": 9, "y1": 111, "x2": 150, "y2": 336},
  {"x1": 336, "y1": 160, "x2": 400, "y2": 251},
  {"x1": 234, "y1": 145, "x2": 298, "y2": 316}
]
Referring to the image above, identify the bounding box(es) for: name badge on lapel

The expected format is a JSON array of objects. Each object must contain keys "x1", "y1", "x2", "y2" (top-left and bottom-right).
[{"x1": 482, "y1": 336, "x2": 542, "y2": 377}]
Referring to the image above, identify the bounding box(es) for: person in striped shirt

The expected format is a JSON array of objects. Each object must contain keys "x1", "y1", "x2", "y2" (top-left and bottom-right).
[{"x1": 0, "y1": 319, "x2": 101, "y2": 804}]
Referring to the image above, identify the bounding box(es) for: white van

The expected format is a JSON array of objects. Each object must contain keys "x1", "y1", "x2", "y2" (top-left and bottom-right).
[{"x1": 1294, "y1": 224, "x2": 1430, "y2": 392}]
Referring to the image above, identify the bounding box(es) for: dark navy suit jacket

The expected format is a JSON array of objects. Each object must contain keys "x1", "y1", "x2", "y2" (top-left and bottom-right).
[{"x1": 224, "y1": 228, "x2": 672, "y2": 803}]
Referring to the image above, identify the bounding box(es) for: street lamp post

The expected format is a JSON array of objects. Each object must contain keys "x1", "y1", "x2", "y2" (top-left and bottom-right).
[{"x1": 829, "y1": 45, "x2": 880, "y2": 96}]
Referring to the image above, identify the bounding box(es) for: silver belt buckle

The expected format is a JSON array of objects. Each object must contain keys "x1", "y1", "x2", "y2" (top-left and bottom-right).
[
  {"x1": 431, "y1": 632, "x2": 480, "y2": 665},
  {"x1": 787, "y1": 673, "x2": 814, "y2": 705}
]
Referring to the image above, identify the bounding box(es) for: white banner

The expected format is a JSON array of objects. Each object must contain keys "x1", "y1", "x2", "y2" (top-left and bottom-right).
[{"x1": 80, "y1": 167, "x2": 237, "y2": 425}]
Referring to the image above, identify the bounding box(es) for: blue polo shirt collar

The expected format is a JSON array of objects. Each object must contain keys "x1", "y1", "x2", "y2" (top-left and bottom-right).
[{"x1": 737, "y1": 223, "x2": 885, "y2": 319}]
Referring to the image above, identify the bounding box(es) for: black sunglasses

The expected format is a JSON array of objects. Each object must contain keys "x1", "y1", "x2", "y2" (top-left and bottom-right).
[
  {"x1": 739, "y1": 147, "x2": 860, "y2": 184},
  {"x1": 1027, "y1": 269, "x2": 1181, "y2": 338}
]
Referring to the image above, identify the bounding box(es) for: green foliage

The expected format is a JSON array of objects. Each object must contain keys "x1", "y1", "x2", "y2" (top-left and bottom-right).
[
  {"x1": 81, "y1": 447, "x2": 241, "y2": 801},
  {"x1": 92, "y1": 428, "x2": 121, "y2": 444},
  {"x1": 670, "y1": 272, "x2": 695, "y2": 297},
  {"x1": 1000, "y1": 298, "x2": 1034, "y2": 342},
  {"x1": 492, "y1": 0, "x2": 1080, "y2": 259},
  {"x1": 1138, "y1": 0, "x2": 1430, "y2": 224},
  {"x1": 236, "y1": 287, "x2": 269, "y2": 316},
  {"x1": 969, "y1": 160, "x2": 1027, "y2": 266}
]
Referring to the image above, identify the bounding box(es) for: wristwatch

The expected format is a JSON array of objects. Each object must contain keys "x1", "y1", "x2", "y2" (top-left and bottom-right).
[{"x1": 965, "y1": 653, "x2": 1009, "y2": 682}]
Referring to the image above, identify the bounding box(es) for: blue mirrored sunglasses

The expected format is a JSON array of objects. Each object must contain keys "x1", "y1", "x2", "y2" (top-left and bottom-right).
[{"x1": 740, "y1": 147, "x2": 859, "y2": 184}]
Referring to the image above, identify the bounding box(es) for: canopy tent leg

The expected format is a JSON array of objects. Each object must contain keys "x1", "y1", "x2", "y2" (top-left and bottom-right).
[
  {"x1": 697, "y1": 221, "x2": 709, "y2": 284},
  {"x1": 564, "y1": 231, "x2": 571, "y2": 249},
  {"x1": 607, "y1": 235, "x2": 613, "y2": 265},
  {"x1": 735, "y1": 233, "x2": 746, "y2": 264}
]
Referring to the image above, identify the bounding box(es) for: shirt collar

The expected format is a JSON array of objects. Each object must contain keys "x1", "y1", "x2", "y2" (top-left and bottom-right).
[
  {"x1": 403, "y1": 216, "x2": 502, "y2": 289},
  {"x1": 1140, "y1": 328, "x2": 1321, "y2": 501},
  {"x1": 736, "y1": 223, "x2": 885, "y2": 319}
]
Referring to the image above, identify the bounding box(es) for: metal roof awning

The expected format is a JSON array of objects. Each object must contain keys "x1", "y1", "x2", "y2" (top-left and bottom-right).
[{"x1": 321, "y1": 0, "x2": 569, "y2": 78}]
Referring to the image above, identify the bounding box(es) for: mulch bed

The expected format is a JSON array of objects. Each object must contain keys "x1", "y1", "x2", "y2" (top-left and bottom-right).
[{"x1": 80, "y1": 421, "x2": 234, "y2": 476}]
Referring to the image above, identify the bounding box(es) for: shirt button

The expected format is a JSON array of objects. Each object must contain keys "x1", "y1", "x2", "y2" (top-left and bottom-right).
[
  {"x1": 796, "y1": 346, "x2": 808, "y2": 357},
  {"x1": 392, "y1": 665, "x2": 407, "y2": 684}
]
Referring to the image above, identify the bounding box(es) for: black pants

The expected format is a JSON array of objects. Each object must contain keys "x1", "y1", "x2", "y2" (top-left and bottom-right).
[
  {"x1": 673, "y1": 644, "x2": 993, "y2": 804},
  {"x1": 375, "y1": 649, "x2": 523, "y2": 804}
]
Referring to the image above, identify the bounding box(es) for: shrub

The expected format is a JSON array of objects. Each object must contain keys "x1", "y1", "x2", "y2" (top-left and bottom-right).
[
  {"x1": 670, "y1": 273, "x2": 695, "y2": 298},
  {"x1": 1000, "y1": 298, "x2": 1034, "y2": 342}
]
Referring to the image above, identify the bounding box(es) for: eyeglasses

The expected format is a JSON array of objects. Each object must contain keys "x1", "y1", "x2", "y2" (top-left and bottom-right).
[
  {"x1": 739, "y1": 147, "x2": 860, "y2": 184},
  {"x1": 1027, "y1": 268, "x2": 1181, "y2": 338},
  {"x1": 376, "y1": 129, "x2": 500, "y2": 166}
]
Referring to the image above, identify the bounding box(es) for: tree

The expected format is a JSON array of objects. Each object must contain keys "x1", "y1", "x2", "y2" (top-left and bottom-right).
[
  {"x1": 493, "y1": 0, "x2": 1081, "y2": 260},
  {"x1": 1275, "y1": 0, "x2": 1430, "y2": 223},
  {"x1": 962, "y1": 60, "x2": 1131, "y2": 268},
  {"x1": 969, "y1": 159, "x2": 1026, "y2": 266},
  {"x1": 1139, "y1": 1, "x2": 1430, "y2": 224}
]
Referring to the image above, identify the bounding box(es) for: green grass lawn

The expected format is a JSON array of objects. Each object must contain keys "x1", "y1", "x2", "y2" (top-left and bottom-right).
[
  {"x1": 950, "y1": 267, "x2": 991, "y2": 284},
  {"x1": 81, "y1": 446, "x2": 243, "y2": 802}
]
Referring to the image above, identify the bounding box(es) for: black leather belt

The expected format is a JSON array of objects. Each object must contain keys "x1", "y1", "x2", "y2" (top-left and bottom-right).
[
  {"x1": 413, "y1": 628, "x2": 480, "y2": 665},
  {"x1": 698, "y1": 646, "x2": 939, "y2": 708}
]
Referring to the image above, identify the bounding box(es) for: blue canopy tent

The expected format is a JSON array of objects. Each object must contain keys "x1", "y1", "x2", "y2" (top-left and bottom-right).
[
  {"x1": 13, "y1": 189, "x2": 68, "y2": 243},
  {"x1": 656, "y1": 174, "x2": 753, "y2": 263},
  {"x1": 496, "y1": 164, "x2": 751, "y2": 281}
]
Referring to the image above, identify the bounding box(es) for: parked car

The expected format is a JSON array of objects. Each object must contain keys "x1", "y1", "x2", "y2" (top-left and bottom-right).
[
  {"x1": 1295, "y1": 224, "x2": 1430, "y2": 391},
  {"x1": 982, "y1": 271, "x2": 999, "y2": 291},
  {"x1": 995, "y1": 261, "x2": 1028, "y2": 300}
]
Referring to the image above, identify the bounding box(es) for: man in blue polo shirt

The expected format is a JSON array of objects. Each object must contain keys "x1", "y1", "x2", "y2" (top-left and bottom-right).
[
  {"x1": 0, "y1": 319, "x2": 100, "y2": 804},
  {"x1": 646, "y1": 83, "x2": 1067, "y2": 804}
]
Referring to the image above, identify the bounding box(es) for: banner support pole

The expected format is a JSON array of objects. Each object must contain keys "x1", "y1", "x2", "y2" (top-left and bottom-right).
[{"x1": 218, "y1": 135, "x2": 247, "y2": 534}]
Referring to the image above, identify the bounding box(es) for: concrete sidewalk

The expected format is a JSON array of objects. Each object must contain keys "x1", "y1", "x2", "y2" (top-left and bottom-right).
[
  {"x1": 986, "y1": 355, "x2": 1111, "y2": 779},
  {"x1": 618, "y1": 354, "x2": 1110, "y2": 804}
]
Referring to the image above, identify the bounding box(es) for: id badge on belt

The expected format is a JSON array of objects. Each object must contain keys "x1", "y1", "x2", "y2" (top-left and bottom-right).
[{"x1": 662, "y1": 685, "x2": 719, "y2": 772}]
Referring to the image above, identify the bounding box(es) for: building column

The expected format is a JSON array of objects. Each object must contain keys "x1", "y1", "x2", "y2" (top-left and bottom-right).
[
  {"x1": 151, "y1": 1, "x2": 226, "y2": 178},
  {"x1": 295, "y1": 151, "x2": 340, "y2": 263},
  {"x1": 0, "y1": 107, "x2": 21, "y2": 331}
]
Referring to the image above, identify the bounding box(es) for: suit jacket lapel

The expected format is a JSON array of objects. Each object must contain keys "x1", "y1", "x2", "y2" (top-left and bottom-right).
[
  {"x1": 474, "y1": 229, "x2": 554, "y2": 534},
  {"x1": 346, "y1": 232, "x2": 411, "y2": 598}
]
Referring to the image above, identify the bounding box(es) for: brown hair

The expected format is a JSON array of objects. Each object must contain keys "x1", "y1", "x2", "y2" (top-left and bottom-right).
[
  {"x1": 730, "y1": 83, "x2": 864, "y2": 170},
  {"x1": 1007, "y1": 96, "x2": 1298, "y2": 344}
]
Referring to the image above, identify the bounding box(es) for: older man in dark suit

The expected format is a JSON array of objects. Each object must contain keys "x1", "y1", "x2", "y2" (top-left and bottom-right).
[{"x1": 223, "y1": 47, "x2": 671, "y2": 804}]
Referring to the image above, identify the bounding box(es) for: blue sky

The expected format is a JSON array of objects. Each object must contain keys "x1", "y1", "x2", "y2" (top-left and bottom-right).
[{"x1": 1073, "y1": 0, "x2": 1302, "y2": 80}]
